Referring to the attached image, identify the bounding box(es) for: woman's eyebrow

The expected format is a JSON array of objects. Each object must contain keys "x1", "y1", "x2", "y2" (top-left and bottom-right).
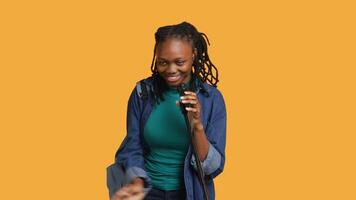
[
  {"x1": 157, "y1": 57, "x2": 186, "y2": 61},
  {"x1": 156, "y1": 57, "x2": 167, "y2": 60}
]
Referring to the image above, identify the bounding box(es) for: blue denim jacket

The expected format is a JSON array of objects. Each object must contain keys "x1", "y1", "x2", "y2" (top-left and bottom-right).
[{"x1": 115, "y1": 76, "x2": 227, "y2": 200}]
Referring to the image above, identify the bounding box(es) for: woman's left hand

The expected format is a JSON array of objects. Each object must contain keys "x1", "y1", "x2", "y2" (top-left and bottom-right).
[
  {"x1": 178, "y1": 91, "x2": 204, "y2": 131},
  {"x1": 177, "y1": 90, "x2": 209, "y2": 161}
]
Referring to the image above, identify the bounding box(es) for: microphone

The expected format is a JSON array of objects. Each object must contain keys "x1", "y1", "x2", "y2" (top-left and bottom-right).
[{"x1": 177, "y1": 83, "x2": 191, "y2": 115}]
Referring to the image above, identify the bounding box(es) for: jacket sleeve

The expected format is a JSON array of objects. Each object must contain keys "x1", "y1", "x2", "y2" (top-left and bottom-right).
[
  {"x1": 115, "y1": 87, "x2": 151, "y2": 190},
  {"x1": 190, "y1": 88, "x2": 227, "y2": 179}
]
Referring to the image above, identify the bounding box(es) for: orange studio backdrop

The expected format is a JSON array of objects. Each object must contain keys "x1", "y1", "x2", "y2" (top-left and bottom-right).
[{"x1": 1, "y1": 0, "x2": 355, "y2": 199}]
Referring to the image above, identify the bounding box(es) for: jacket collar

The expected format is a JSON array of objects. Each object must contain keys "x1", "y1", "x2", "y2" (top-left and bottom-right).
[{"x1": 144, "y1": 74, "x2": 211, "y2": 96}]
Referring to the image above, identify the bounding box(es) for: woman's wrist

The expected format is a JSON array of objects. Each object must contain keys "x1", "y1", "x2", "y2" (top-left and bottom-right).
[{"x1": 193, "y1": 122, "x2": 204, "y2": 132}]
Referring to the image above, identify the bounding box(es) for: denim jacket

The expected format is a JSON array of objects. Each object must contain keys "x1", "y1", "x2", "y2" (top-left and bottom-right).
[{"x1": 115, "y1": 76, "x2": 227, "y2": 200}]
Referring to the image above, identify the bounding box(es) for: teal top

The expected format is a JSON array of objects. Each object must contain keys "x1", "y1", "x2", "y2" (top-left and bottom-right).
[{"x1": 143, "y1": 86, "x2": 190, "y2": 190}]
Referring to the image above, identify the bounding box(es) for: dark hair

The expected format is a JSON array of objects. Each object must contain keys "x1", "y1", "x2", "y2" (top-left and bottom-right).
[{"x1": 150, "y1": 21, "x2": 219, "y2": 103}]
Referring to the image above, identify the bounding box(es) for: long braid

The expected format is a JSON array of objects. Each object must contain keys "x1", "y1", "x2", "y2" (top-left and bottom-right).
[{"x1": 150, "y1": 22, "x2": 219, "y2": 103}]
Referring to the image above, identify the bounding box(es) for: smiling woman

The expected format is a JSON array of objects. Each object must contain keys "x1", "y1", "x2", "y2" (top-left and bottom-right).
[
  {"x1": 149, "y1": 22, "x2": 219, "y2": 105},
  {"x1": 110, "y1": 21, "x2": 226, "y2": 200}
]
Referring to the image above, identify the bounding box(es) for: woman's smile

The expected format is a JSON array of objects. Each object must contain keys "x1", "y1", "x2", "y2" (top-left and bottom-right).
[
  {"x1": 166, "y1": 74, "x2": 181, "y2": 83},
  {"x1": 166, "y1": 75, "x2": 180, "y2": 83}
]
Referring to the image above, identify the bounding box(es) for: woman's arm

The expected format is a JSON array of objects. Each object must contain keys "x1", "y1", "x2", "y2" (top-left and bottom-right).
[
  {"x1": 180, "y1": 89, "x2": 227, "y2": 178},
  {"x1": 115, "y1": 87, "x2": 151, "y2": 191}
]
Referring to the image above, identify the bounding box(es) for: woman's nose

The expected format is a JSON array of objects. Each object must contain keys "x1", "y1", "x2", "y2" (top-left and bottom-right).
[{"x1": 166, "y1": 64, "x2": 178, "y2": 73}]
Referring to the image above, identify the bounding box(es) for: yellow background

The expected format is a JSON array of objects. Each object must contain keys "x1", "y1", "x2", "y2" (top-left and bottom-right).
[{"x1": 1, "y1": 0, "x2": 355, "y2": 199}]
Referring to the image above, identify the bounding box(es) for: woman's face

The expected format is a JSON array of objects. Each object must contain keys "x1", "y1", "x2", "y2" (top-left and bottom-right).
[{"x1": 155, "y1": 38, "x2": 195, "y2": 87}]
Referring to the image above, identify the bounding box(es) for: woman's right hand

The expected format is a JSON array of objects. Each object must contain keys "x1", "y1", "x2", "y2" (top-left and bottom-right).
[{"x1": 111, "y1": 178, "x2": 145, "y2": 200}]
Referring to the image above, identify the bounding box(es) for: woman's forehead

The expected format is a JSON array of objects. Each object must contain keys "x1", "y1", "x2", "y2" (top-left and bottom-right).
[{"x1": 156, "y1": 38, "x2": 193, "y2": 59}]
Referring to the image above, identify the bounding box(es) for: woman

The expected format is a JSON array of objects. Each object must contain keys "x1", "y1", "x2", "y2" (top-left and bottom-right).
[{"x1": 112, "y1": 21, "x2": 226, "y2": 200}]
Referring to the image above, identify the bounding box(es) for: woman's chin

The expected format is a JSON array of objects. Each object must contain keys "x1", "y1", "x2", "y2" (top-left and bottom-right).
[{"x1": 166, "y1": 81, "x2": 180, "y2": 87}]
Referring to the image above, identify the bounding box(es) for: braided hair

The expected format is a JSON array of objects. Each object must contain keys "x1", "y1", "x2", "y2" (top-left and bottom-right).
[{"x1": 150, "y1": 21, "x2": 219, "y2": 103}]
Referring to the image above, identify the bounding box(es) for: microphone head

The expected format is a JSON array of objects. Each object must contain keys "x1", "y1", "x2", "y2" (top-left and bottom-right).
[{"x1": 177, "y1": 83, "x2": 188, "y2": 96}]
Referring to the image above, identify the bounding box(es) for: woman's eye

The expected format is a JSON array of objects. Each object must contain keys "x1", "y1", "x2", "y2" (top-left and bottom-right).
[
  {"x1": 176, "y1": 61, "x2": 185, "y2": 65},
  {"x1": 158, "y1": 61, "x2": 167, "y2": 65}
]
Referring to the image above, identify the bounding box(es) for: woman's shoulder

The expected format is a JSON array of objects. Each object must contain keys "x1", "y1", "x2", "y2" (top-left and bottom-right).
[
  {"x1": 130, "y1": 76, "x2": 154, "y2": 100},
  {"x1": 200, "y1": 82, "x2": 224, "y2": 98},
  {"x1": 137, "y1": 76, "x2": 154, "y2": 85}
]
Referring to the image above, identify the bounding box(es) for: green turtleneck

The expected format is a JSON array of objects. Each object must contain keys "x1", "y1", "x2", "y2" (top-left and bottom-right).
[{"x1": 143, "y1": 85, "x2": 190, "y2": 190}]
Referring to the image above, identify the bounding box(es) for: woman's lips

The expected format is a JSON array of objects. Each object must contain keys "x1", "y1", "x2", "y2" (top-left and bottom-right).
[{"x1": 166, "y1": 75, "x2": 181, "y2": 83}]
